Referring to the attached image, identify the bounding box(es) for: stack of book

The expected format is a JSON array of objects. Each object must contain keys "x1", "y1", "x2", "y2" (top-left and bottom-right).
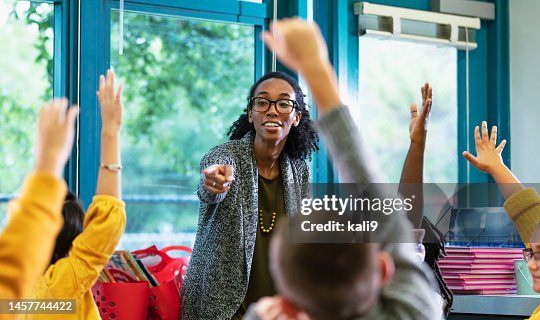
[
  {"x1": 99, "y1": 250, "x2": 159, "y2": 287},
  {"x1": 440, "y1": 246, "x2": 523, "y2": 295}
]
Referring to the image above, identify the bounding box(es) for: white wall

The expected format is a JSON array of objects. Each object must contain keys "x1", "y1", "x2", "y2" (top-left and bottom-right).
[{"x1": 510, "y1": 0, "x2": 540, "y2": 183}]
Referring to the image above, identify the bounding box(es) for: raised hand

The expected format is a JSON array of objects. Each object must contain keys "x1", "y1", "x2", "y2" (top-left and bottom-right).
[
  {"x1": 95, "y1": 69, "x2": 123, "y2": 197},
  {"x1": 261, "y1": 18, "x2": 329, "y2": 75},
  {"x1": 462, "y1": 121, "x2": 507, "y2": 174},
  {"x1": 35, "y1": 99, "x2": 79, "y2": 178},
  {"x1": 261, "y1": 18, "x2": 340, "y2": 112},
  {"x1": 399, "y1": 83, "x2": 432, "y2": 227},
  {"x1": 203, "y1": 164, "x2": 235, "y2": 194},
  {"x1": 409, "y1": 83, "x2": 432, "y2": 145},
  {"x1": 97, "y1": 69, "x2": 123, "y2": 134}
]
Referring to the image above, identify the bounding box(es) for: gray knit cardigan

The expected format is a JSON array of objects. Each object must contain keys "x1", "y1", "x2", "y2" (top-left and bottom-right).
[{"x1": 181, "y1": 131, "x2": 311, "y2": 320}]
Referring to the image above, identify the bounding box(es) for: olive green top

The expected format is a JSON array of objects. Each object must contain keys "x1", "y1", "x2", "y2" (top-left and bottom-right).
[{"x1": 242, "y1": 173, "x2": 286, "y2": 310}]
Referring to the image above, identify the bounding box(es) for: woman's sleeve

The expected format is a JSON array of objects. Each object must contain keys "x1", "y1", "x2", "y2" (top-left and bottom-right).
[
  {"x1": 42, "y1": 196, "x2": 126, "y2": 298},
  {"x1": 504, "y1": 188, "x2": 540, "y2": 245}
]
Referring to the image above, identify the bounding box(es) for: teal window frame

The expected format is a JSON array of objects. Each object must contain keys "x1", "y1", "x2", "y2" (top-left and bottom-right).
[
  {"x1": 0, "y1": 0, "x2": 76, "y2": 211},
  {"x1": 66, "y1": 0, "x2": 509, "y2": 203},
  {"x1": 310, "y1": 0, "x2": 510, "y2": 184},
  {"x1": 78, "y1": 0, "x2": 290, "y2": 206}
]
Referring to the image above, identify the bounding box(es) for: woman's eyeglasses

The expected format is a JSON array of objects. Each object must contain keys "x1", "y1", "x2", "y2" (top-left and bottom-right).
[{"x1": 249, "y1": 97, "x2": 297, "y2": 115}]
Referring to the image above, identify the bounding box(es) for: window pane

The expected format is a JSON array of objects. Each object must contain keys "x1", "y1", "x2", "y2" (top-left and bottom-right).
[
  {"x1": 110, "y1": 12, "x2": 255, "y2": 250},
  {"x1": 355, "y1": 37, "x2": 457, "y2": 183},
  {"x1": 0, "y1": 0, "x2": 54, "y2": 226}
]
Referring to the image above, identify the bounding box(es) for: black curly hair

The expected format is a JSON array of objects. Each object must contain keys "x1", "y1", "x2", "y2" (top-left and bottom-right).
[{"x1": 227, "y1": 71, "x2": 318, "y2": 160}]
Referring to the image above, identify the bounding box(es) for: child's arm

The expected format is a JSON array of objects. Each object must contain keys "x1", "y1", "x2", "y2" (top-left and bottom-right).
[
  {"x1": 96, "y1": 69, "x2": 123, "y2": 198},
  {"x1": 41, "y1": 70, "x2": 126, "y2": 298},
  {"x1": 398, "y1": 84, "x2": 432, "y2": 228},
  {"x1": 463, "y1": 122, "x2": 540, "y2": 244},
  {"x1": 0, "y1": 100, "x2": 77, "y2": 299},
  {"x1": 262, "y1": 18, "x2": 442, "y2": 320}
]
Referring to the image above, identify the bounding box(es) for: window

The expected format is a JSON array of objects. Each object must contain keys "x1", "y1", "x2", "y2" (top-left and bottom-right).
[
  {"x1": 355, "y1": 37, "x2": 457, "y2": 183},
  {"x1": 0, "y1": 0, "x2": 54, "y2": 225},
  {"x1": 110, "y1": 11, "x2": 255, "y2": 250}
]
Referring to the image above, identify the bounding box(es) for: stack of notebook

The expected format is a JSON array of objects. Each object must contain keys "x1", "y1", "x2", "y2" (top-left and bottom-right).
[
  {"x1": 440, "y1": 246, "x2": 523, "y2": 295},
  {"x1": 98, "y1": 250, "x2": 159, "y2": 287}
]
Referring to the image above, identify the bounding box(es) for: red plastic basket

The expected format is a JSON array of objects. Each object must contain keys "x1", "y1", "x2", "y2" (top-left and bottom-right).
[
  {"x1": 133, "y1": 245, "x2": 192, "y2": 319},
  {"x1": 133, "y1": 245, "x2": 192, "y2": 284},
  {"x1": 92, "y1": 276, "x2": 150, "y2": 320}
]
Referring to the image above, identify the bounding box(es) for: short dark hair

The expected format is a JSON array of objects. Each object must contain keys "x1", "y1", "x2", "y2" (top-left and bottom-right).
[
  {"x1": 51, "y1": 192, "x2": 85, "y2": 264},
  {"x1": 227, "y1": 71, "x2": 318, "y2": 160},
  {"x1": 270, "y1": 220, "x2": 376, "y2": 320}
]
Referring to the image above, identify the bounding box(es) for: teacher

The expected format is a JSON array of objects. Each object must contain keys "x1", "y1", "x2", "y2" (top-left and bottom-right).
[{"x1": 181, "y1": 71, "x2": 318, "y2": 319}]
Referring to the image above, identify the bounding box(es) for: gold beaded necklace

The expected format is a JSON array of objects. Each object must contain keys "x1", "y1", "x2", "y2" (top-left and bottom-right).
[
  {"x1": 258, "y1": 174, "x2": 279, "y2": 233},
  {"x1": 259, "y1": 209, "x2": 276, "y2": 233}
]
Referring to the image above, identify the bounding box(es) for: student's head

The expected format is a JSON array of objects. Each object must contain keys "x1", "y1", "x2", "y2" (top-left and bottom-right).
[
  {"x1": 269, "y1": 221, "x2": 395, "y2": 320},
  {"x1": 526, "y1": 225, "x2": 540, "y2": 292},
  {"x1": 50, "y1": 192, "x2": 84, "y2": 264},
  {"x1": 227, "y1": 71, "x2": 318, "y2": 160}
]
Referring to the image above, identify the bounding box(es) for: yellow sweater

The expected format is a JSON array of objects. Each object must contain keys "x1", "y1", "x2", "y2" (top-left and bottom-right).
[
  {"x1": 531, "y1": 306, "x2": 540, "y2": 320},
  {"x1": 503, "y1": 188, "x2": 540, "y2": 320},
  {"x1": 24, "y1": 196, "x2": 126, "y2": 320},
  {"x1": 0, "y1": 172, "x2": 66, "y2": 300}
]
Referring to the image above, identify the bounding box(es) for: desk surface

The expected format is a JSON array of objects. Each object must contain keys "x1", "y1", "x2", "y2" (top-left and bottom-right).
[{"x1": 452, "y1": 295, "x2": 540, "y2": 316}]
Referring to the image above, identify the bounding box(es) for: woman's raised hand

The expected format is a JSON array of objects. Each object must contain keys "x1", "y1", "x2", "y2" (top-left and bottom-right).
[{"x1": 203, "y1": 164, "x2": 235, "y2": 194}]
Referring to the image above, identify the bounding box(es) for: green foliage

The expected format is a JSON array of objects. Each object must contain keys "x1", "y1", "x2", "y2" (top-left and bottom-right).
[
  {"x1": 0, "y1": 1, "x2": 52, "y2": 194},
  {"x1": 0, "y1": 94, "x2": 36, "y2": 192},
  {"x1": 10, "y1": 2, "x2": 54, "y2": 100},
  {"x1": 0, "y1": 1, "x2": 52, "y2": 226},
  {"x1": 110, "y1": 12, "x2": 255, "y2": 234},
  {"x1": 0, "y1": 4, "x2": 255, "y2": 238}
]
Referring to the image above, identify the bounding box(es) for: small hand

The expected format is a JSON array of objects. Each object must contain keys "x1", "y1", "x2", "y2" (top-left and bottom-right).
[
  {"x1": 261, "y1": 18, "x2": 328, "y2": 75},
  {"x1": 462, "y1": 121, "x2": 507, "y2": 174},
  {"x1": 97, "y1": 69, "x2": 123, "y2": 133},
  {"x1": 409, "y1": 83, "x2": 432, "y2": 145},
  {"x1": 254, "y1": 296, "x2": 311, "y2": 320},
  {"x1": 203, "y1": 164, "x2": 235, "y2": 194},
  {"x1": 35, "y1": 99, "x2": 79, "y2": 177}
]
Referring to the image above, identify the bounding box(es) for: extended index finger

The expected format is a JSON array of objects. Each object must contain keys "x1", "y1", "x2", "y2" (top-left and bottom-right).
[{"x1": 223, "y1": 165, "x2": 234, "y2": 181}]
